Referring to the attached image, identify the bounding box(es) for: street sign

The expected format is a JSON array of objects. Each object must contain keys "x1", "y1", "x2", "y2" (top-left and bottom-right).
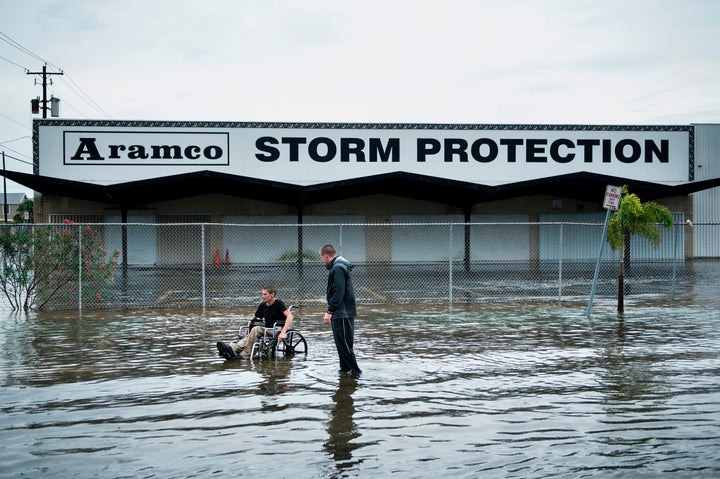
[
  {"x1": 603, "y1": 185, "x2": 621, "y2": 211},
  {"x1": 589, "y1": 184, "x2": 621, "y2": 317}
]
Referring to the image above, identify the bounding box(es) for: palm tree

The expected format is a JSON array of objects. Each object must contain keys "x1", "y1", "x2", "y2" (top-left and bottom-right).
[{"x1": 606, "y1": 186, "x2": 674, "y2": 313}]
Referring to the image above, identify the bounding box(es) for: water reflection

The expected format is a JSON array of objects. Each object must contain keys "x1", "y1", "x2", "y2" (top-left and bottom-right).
[
  {"x1": 252, "y1": 359, "x2": 293, "y2": 397},
  {"x1": 1, "y1": 306, "x2": 719, "y2": 478},
  {"x1": 324, "y1": 375, "x2": 361, "y2": 471},
  {"x1": 602, "y1": 316, "x2": 668, "y2": 404},
  {"x1": 602, "y1": 317, "x2": 651, "y2": 403}
]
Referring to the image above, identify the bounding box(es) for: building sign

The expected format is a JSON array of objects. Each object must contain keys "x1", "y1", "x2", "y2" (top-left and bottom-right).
[
  {"x1": 35, "y1": 121, "x2": 692, "y2": 187},
  {"x1": 63, "y1": 131, "x2": 230, "y2": 166}
]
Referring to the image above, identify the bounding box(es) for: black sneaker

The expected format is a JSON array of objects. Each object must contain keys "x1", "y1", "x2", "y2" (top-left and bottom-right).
[{"x1": 216, "y1": 341, "x2": 236, "y2": 359}]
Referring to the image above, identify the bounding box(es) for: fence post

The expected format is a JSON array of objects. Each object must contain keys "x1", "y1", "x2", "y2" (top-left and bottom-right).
[
  {"x1": 449, "y1": 223, "x2": 454, "y2": 305},
  {"x1": 121, "y1": 211, "x2": 128, "y2": 293},
  {"x1": 558, "y1": 223, "x2": 563, "y2": 302},
  {"x1": 339, "y1": 224, "x2": 343, "y2": 252},
  {"x1": 464, "y1": 209, "x2": 471, "y2": 273},
  {"x1": 297, "y1": 221, "x2": 304, "y2": 281},
  {"x1": 78, "y1": 225, "x2": 83, "y2": 315},
  {"x1": 201, "y1": 223, "x2": 206, "y2": 312},
  {"x1": 672, "y1": 221, "x2": 679, "y2": 298}
]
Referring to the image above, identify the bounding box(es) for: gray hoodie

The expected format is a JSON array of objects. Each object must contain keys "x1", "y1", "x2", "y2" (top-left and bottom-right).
[{"x1": 325, "y1": 255, "x2": 357, "y2": 319}]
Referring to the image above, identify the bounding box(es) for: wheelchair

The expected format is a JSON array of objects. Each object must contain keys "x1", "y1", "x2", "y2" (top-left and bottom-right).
[{"x1": 239, "y1": 306, "x2": 308, "y2": 361}]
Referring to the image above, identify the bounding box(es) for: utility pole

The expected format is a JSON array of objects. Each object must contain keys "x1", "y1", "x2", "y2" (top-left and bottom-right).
[
  {"x1": 2, "y1": 151, "x2": 7, "y2": 223},
  {"x1": 27, "y1": 64, "x2": 63, "y2": 118}
]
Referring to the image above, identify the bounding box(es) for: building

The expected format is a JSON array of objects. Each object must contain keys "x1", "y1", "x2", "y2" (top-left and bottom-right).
[
  {"x1": 0, "y1": 192, "x2": 28, "y2": 223},
  {"x1": 3, "y1": 120, "x2": 720, "y2": 264}
]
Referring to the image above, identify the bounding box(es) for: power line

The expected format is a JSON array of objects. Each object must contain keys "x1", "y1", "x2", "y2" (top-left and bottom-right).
[
  {"x1": 0, "y1": 30, "x2": 45, "y2": 64},
  {"x1": 46, "y1": 89, "x2": 88, "y2": 119},
  {"x1": 0, "y1": 138, "x2": 32, "y2": 165},
  {"x1": 0, "y1": 113, "x2": 30, "y2": 130},
  {"x1": 59, "y1": 74, "x2": 113, "y2": 118},
  {"x1": 1, "y1": 29, "x2": 112, "y2": 119},
  {"x1": 0, "y1": 53, "x2": 27, "y2": 70},
  {"x1": 0, "y1": 136, "x2": 31, "y2": 146},
  {"x1": 0, "y1": 150, "x2": 32, "y2": 167}
]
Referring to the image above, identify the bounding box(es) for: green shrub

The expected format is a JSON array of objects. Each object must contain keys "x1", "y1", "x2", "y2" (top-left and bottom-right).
[
  {"x1": 0, "y1": 220, "x2": 119, "y2": 311},
  {"x1": 275, "y1": 249, "x2": 320, "y2": 262}
]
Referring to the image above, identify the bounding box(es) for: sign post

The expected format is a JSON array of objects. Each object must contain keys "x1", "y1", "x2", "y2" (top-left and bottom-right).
[{"x1": 586, "y1": 185, "x2": 621, "y2": 318}]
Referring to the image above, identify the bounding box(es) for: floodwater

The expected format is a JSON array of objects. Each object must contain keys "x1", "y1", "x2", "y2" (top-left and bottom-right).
[{"x1": 1, "y1": 304, "x2": 719, "y2": 478}]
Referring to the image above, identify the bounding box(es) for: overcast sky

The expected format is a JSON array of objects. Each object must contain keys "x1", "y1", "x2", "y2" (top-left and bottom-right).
[{"x1": 1, "y1": 0, "x2": 719, "y2": 195}]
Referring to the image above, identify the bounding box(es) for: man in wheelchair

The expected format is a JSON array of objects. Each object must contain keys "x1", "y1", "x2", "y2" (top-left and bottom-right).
[{"x1": 217, "y1": 285, "x2": 294, "y2": 360}]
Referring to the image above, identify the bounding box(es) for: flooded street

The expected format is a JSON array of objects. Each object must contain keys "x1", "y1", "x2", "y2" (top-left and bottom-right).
[{"x1": 1, "y1": 305, "x2": 719, "y2": 478}]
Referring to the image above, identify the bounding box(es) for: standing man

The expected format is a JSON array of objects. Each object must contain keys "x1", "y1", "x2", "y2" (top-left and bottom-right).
[{"x1": 320, "y1": 244, "x2": 361, "y2": 377}]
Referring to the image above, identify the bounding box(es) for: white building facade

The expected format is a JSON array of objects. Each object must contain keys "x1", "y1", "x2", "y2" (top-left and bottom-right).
[{"x1": 3, "y1": 120, "x2": 718, "y2": 264}]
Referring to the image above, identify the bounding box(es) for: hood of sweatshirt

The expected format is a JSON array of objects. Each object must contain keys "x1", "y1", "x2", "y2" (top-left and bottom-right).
[{"x1": 327, "y1": 255, "x2": 353, "y2": 271}]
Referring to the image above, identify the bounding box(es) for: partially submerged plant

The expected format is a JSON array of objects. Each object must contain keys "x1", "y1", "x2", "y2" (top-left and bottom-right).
[{"x1": 606, "y1": 186, "x2": 674, "y2": 312}]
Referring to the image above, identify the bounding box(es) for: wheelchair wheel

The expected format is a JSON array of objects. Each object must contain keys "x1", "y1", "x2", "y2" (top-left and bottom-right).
[
  {"x1": 276, "y1": 330, "x2": 308, "y2": 357},
  {"x1": 250, "y1": 341, "x2": 262, "y2": 360},
  {"x1": 250, "y1": 338, "x2": 275, "y2": 360}
]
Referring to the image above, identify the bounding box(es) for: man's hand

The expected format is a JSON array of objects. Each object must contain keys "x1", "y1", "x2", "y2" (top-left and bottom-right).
[{"x1": 323, "y1": 312, "x2": 332, "y2": 324}]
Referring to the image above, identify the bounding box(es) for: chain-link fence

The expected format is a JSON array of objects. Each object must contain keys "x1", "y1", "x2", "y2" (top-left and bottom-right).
[{"x1": 1, "y1": 221, "x2": 719, "y2": 311}]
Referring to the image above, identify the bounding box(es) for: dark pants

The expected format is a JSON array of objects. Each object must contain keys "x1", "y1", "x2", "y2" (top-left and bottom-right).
[{"x1": 331, "y1": 317, "x2": 361, "y2": 376}]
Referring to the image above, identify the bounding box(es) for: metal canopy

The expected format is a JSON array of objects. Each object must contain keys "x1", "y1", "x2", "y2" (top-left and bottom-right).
[{"x1": 3, "y1": 169, "x2": 720, "y2": 210}]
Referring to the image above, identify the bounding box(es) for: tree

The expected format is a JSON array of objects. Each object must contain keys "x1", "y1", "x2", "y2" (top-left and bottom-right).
[
  {"x1": 0, "y1": 220, "x2": 119, "y2": 311},
  {"x1": 606, "y1": 186, "x2": 674, "y2": 313},
  {"x1": 13, "y1": 198, "x2": 33, "y2": 223}
]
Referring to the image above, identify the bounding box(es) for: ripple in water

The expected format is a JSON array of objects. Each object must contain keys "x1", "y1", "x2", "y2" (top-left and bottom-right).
[{"x1": 1, "y1": 305, "x2": 719, "y2": 478}]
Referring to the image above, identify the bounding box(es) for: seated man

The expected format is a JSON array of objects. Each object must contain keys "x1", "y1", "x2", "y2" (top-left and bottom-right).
[{"x1": 217, "y1": 285, "x2": 294, "y2": 360}]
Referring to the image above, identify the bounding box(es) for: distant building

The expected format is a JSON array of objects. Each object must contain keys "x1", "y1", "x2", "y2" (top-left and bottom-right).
[{"x1": 0, "y1": 192, "x2": 28, "y2": 223}]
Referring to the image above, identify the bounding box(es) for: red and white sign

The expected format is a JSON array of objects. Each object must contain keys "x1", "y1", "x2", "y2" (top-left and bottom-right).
[{"x1": 603, "y1": 185, "x2": 622, "y2": 210}]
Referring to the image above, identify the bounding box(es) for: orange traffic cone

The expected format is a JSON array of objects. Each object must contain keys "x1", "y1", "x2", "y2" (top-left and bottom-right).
[
  {"x1": 213, "y1": 248, "x2": 221, "y2": 267},
  {"x1": 225, "y1": 248, "x2": 230, "y2": 267}
]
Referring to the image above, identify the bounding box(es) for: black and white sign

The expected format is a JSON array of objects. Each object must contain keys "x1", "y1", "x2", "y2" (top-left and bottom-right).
[{"x1": 36, "y1": 122, "x2": 692, "y2": 187}]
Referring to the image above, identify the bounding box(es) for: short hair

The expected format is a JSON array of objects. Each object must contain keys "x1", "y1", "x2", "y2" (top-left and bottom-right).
[
  {"x1": 320, "y1": 244, "x2": 336, "y2": 256},
  {"x1": 262, "y1": 285, "x2": 277, "y2": 296}
]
